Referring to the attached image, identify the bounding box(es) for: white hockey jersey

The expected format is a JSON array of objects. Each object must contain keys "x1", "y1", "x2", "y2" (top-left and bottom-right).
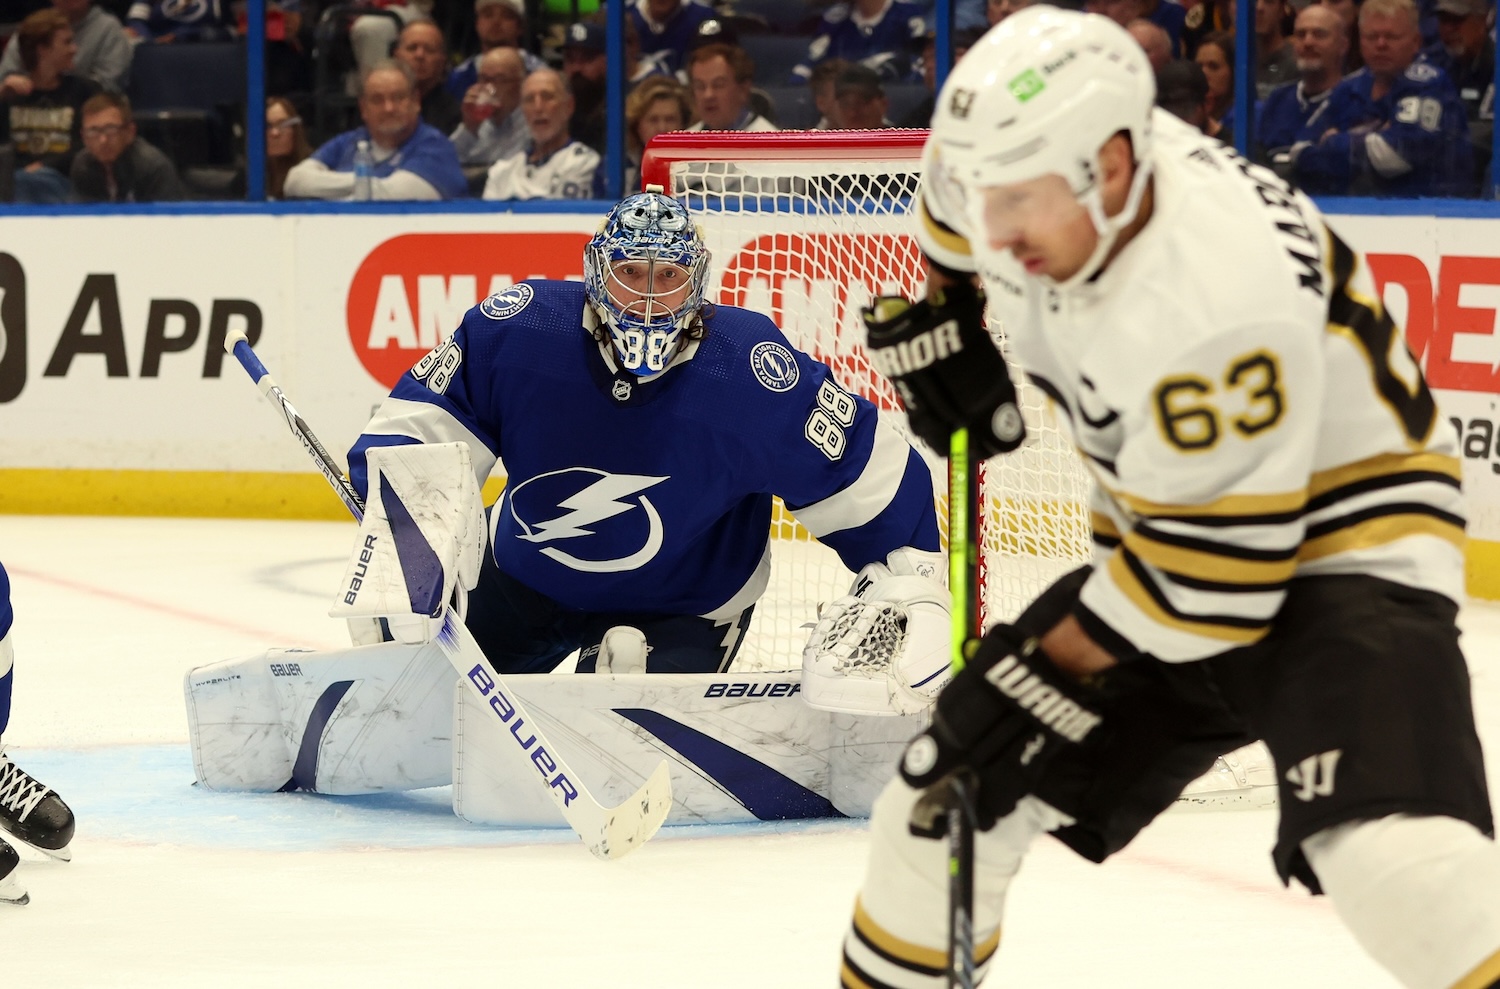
[
  {"x1": 482, "y1": 141, "x2": 599, "y2": 201},
  {"x1": 917, "y1": 110, "x2": 1466, "y2": 663}
]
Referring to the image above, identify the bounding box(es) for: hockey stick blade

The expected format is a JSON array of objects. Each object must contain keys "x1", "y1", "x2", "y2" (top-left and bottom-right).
[{"x1": 223, "y1": 329, "x2": 673, "y2": 860}]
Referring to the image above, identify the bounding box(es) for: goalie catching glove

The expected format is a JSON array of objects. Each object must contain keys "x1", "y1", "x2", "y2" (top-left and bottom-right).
[
  {"x1": 332, "y1": 442, "x2": 486, "y2": 646},
  {"x1": 802, "y1": 548, "x2": 951, "y2": 716},
  {"x1": 900, "y1": 624, "x2": 1104, "y2": 831},
  {"x1": 862, "y1": 279, "x2": 1026, "y2": 458}
]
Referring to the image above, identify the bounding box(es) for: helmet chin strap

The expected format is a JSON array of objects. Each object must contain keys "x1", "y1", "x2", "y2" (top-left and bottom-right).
[{"x1": 1047, "y1": 155, "x2": 1155, "y2": 291}]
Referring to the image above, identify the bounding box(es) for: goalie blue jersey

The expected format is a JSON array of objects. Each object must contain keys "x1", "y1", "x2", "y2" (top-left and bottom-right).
[{"x1": 349, "y1": 280, "x2": 939, "y2": 618}]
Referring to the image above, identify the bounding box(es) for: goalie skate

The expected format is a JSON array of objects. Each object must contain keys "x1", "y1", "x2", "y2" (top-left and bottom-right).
[
  {"x1": 0, "y1": 748, "x2": 75, "y2": 860},
  {"x1": 1175, "y1": 742, "x2": 1278, "y2": 810},
  {"x1": 0, "y1": 836, "x2": 25, "y2": 905}
]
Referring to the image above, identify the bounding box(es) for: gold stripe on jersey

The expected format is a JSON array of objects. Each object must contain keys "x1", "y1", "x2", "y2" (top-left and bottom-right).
[
  {"x1": 918, "y1": 196, "x2": 973, "y2": 260},
  {"x1": 1110, "y1": 487, "x2": 1308, "y2": 524},
  {"x1": 851, "y1": 899, "x2": 948, "y2": 974},
  {"x1": 1092, "y1": 510, "x2": 1122, "y2": 548},
  {"x1": 1107, "y1": 550, "x2": 1272, "y2": 644},
  {"x1": 1300, "y1": 512, "x2": 1466, "y2": 562},
  {"x1": 1307, "y1": 451, "x2": 1463, "y2": 502},
  {"x1": 839, "y1": 960, "x2": 877, "y2": 989},
  {"x1": 848, "y1": 899, "x2": 998, "y2": 979},
  {"x1": 1450, "y1": 945, "x2": 1500, "y2": 989},
  {"x1": 1123, "y1": 526, "x2": 1298, "y2": 588}
]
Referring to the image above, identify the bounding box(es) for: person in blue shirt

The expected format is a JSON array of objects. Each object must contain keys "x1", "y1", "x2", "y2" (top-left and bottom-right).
[
  {"x1": 1422, "y1": 0, "x2": 1493, "y2": 185},
  {"x1": 347, "y1": 192, "x2": 944, "y2": 677},
  {"x1": 1257, "y1": 4, "x2": 1349, "y2": 165},
  {"x1": 629, "y1": 0, "x2": 716, "y2": 75},
  {"x1": 791, "y1": 0, "x2": 928, "y2": 84},
  {"x1": 1291, "y1": 0, "x2": 1473, "y2": 196},
  {"x1": 284, "y1": 60, "x2": 467, "y2": 200}
]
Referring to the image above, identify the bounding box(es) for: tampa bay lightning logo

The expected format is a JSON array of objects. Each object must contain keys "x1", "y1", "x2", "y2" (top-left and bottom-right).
[
  {"x1": 749, "y1": 341, "x2": 799, "y2": 393},
  {"x1": 480, "y1": 284, "x2": 534, "y2": 320},
  {"x1": 507, "y1": 468, "x2": 669, "y2": 573}
]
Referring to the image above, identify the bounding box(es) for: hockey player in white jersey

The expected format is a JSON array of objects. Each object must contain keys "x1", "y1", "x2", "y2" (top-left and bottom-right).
[
  {"x1": 0, "y1": 560, "x2": 77, "y2": 905},
  {"x1": 186, "y1": 191, "x2": 952, "y2": 801},
  {"x1": 840, "y1": 8, "x2": 1500, "y2": 989}
]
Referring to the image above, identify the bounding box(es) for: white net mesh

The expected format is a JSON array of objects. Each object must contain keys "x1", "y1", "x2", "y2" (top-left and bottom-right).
[{"x1": 657, "y1": 132, "x2": 1094, "y2": 672}]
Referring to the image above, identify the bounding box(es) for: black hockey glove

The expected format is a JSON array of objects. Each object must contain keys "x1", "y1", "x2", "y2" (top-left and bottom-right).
[
  {"x1": 862, "y1": 281, "x2": 1026, "y2": 458},
  {"x1": 900, "y1": 625, "x2": 1104, "y2": 833}
]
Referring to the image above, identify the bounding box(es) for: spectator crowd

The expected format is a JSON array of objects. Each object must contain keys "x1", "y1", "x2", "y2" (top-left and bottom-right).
[{"x1": 0, "y1": 0, "x2": 1489, "y2": 200}]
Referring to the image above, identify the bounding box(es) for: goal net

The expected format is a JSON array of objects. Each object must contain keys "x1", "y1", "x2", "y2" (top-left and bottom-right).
[{"x1": 642, "y1": 130, "x2": 1095, "y2": 672}]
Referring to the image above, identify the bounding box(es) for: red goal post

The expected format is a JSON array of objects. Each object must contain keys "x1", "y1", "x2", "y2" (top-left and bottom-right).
[{"x1": 641, "y1": 129, "x2": 1092, "y2": 671}]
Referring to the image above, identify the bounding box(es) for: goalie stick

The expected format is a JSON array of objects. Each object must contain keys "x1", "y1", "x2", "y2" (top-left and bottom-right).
[{"x1": 223, "y1": 329, "x2": 672, "y2": 861}]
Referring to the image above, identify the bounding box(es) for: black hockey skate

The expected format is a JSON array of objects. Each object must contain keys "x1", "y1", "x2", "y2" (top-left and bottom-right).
[
  {"x1": 0, "y1": 835, "x2": 26, "y2": 905},
  {"x1": 0, "y1": 748, "x2": 74, "y2": 861}
]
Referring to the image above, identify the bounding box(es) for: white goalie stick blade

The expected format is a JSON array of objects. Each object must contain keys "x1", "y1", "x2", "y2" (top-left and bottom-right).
[{"x1": 434, "y1": 610, "x2": 672, "y2": 860}]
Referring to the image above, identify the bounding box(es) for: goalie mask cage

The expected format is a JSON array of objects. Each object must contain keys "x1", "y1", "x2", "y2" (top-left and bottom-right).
[{"x1": 642, "y1": 130, "x2": 1094, "y2": 673}]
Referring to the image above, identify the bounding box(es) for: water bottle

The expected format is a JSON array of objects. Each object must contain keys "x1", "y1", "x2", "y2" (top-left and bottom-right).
[{"x1": 352, "y1": 139, "x2": 374, "y2": 201}]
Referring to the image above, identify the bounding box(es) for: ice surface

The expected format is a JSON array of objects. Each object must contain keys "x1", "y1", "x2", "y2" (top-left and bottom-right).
[{"x1": 5, "y1": 515, "x2": 1498, "y2": 988}]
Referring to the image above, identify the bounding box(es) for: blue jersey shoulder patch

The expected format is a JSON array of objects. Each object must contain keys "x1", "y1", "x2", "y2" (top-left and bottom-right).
[
  {"x1": 481, "y1": 284, "x2": 535, "y2": 320},
  {"x1": 749, "y1": 340, "x2": 800, "y2": 392},
  {"x1": 1405, "y1": 62, "x2": 1440, "y2": 83}
]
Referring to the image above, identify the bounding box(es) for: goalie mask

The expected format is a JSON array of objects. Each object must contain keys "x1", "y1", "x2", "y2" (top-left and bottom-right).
[{"x1": 584, "y1": 192, "x2": 710, "y2": 376}]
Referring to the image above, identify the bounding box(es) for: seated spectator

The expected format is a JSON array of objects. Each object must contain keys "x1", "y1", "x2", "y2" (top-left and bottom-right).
[
  {"x1": 1292, "y1": 0, "x2": 1473, "y2": 195},
  {"x1": 265, "y1": 94, "x2": 310, "y2": 200},
  {"x1": 1128, "y1": 18, "x2": 1174, "y2": 71},
  {"x1": 447, "y1": 0, "x2": 543, "y2": 100},
  {"x1": 810, "y1": 58, "x2": 850, "y2": 129},
  {"x1": 450, "y1": 46, "x2": 527, "y2": 168},
  {"x1": 630, "y1": 0, "x2": 715, "y2": 75},
  {"x1": 623, "y1": 73, "x2": 690, "y2": 192},
  {"x1": 349, "y1": 0, "x2": 434, "y2": 87},
  {"x1": 1256, "y1": 0, "x2": 1300, "y2": 97},
  {"x1": 483, "y1": 67, "x2": 598, "y2": 200},
  {"x1": 0, "y1": 9, "x2": 99, "y2": 203},
  {"x1": 624, "y1": 14, "x2": 675, "y2": 86},
  {"x1": 562, "y1": 21, "x2": 606, "y2": 153},
  {"x1": 395, "y1": 20, "x2": 461, "y2": 136},
  {"x1": 1156, "y1": 58, "x2": 1212, "y2": 129},
  {"x1": 686, "y1": 43, "x2": 776, "y2": 131},
  {"x1": 1194, "y1": 30, "x2": 1235, "y2": 135},
  {"x1": 0, "y1": 0, "x2": 129, "y2": 92},
  {"x1": 834, "y1": 63, "x2": 893, "y2": 129},
  {"x1": 69, "y1": 91, "x2": 184, "y2": 201},
  {"x1": 1258, "y1": 4, "x2": 1348, "y2": 163},
  {"x1": 286, "y1": 60, "x2": 467, "y2": 200},
  {"x1": 1424, "y1": 0, "x2": 1493, "y2": 179},
  {"x1": 791, "y1": 0, "x2": 927, "y2": 84},
  {"x1": 125, "y1": 0, "x2": 228, "y2": 42}
]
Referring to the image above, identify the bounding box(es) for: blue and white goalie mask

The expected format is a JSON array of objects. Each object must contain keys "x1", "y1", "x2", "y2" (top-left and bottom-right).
[{"x1": 585, "y1": 192, "x2": 709, "y2": 376}]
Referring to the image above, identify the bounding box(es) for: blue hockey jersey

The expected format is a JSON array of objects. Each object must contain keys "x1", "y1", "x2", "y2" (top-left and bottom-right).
[
  {"x1": 791, "y1": 0, "x2": 927, "y2": 83},
  {"x1": 348, "y1": 280, "x2": 940, "y2": 618},
  {"x1": 630, "y1": 0, "x2": 716, "y2": 74},
  {"x1": 1292, "y1": 61, "x2": 1473, "y2": 197},
  {"x1": 1257, "y1": 81, "x2": 1335, "y2": 156}
]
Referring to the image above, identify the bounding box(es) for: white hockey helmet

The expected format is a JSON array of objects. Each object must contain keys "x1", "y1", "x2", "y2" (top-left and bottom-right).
[{"x1": 932, "y1": 8, "x2": 1157, "y2": 281}]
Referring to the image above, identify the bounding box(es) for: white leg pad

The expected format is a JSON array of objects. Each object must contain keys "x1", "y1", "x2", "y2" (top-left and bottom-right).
[
  {"x1": 1303, "y1": 814, "x2": 1500, "y2": 989},
  {"x1": 185, "y1": 642, "x2": 457, "y2": 794},
  {"x1": 842, "y1": 778, "x2": 1072, "y2": 988}
]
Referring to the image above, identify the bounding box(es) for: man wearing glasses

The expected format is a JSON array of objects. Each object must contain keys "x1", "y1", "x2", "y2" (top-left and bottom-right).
[{"x1": 69, "y1": 91, "x2": 184, "y2": 202}]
